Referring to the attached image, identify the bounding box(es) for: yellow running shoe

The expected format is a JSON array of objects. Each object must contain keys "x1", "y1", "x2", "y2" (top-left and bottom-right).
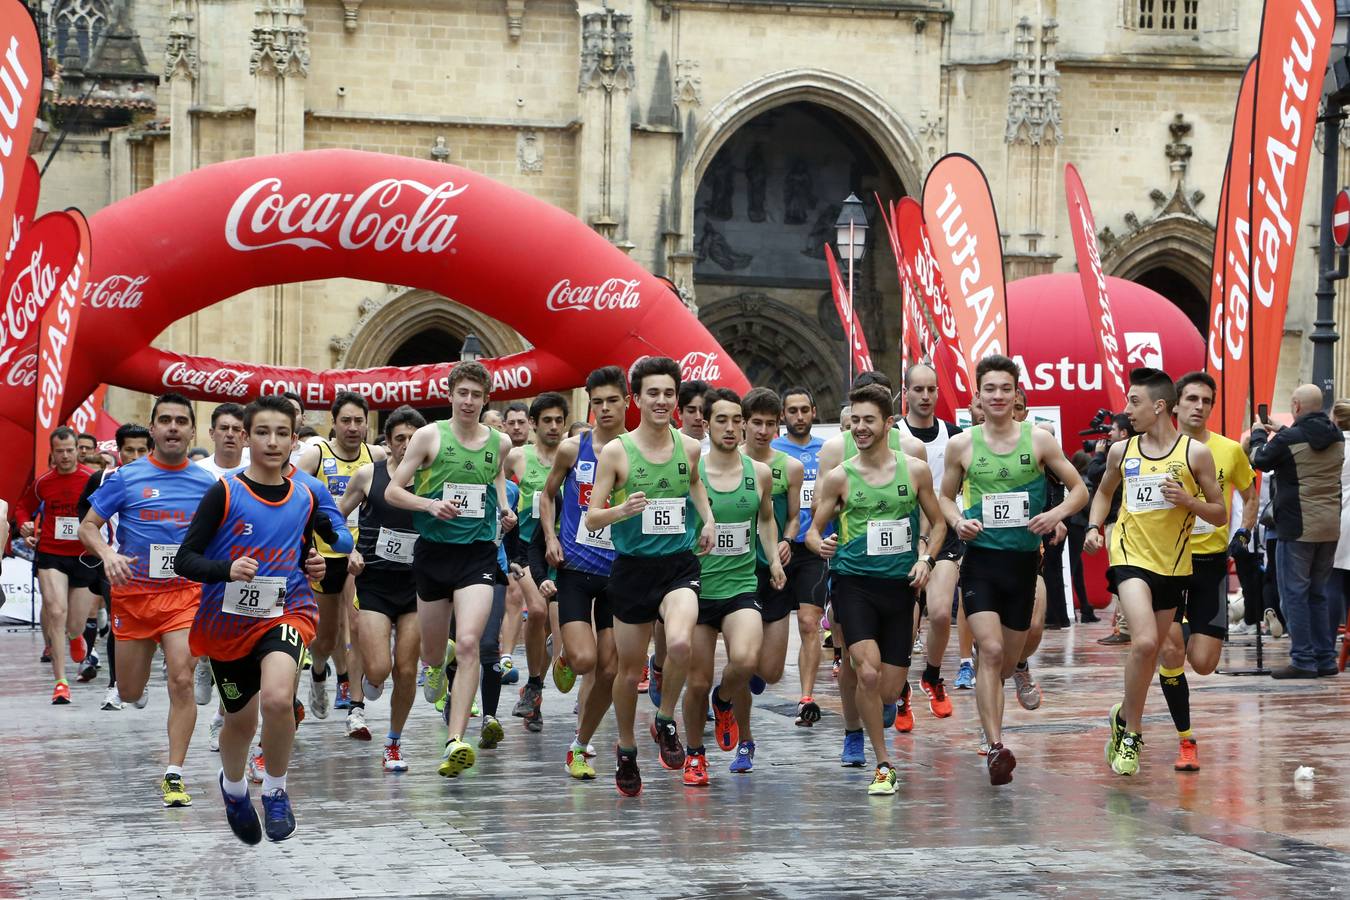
[
  {"x1": 479, "y1": 715, "x2": 505, "y2": 749},
  {"x1": 1112, "y1": 732, "x2": 1143, "y2": 776},
  {"x1": 1105, "y1": 702, "x2": 1124, "y2": 767},
  {"x1": 161, "y1": 773, "x2": 192, "y2": 807},
  {"x1": 553, "y1": 656, "x2": 577, "y2": 694},
  {"x1": 438, "y1": 738, "x2": 477, "y2": 778},
  {"x1": 867, "y1": 764, "x2": 898, "y2": 796},
  {"x1": 566, "y1": 747, "x2": 596, "y2": 780}
]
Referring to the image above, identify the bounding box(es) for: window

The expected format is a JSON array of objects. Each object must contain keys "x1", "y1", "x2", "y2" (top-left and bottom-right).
[
  {"x1": 52, "y1": 0, "x2": 109, "y2": 68},
  {"x1": 1135, "y1": 0, "x2": 1198, "y2": 32}
]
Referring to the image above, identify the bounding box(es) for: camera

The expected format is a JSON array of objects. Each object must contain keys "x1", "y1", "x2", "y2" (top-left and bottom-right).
[{"x1": 1078, "y1": 407, "x2": 1113, "y2": 438}]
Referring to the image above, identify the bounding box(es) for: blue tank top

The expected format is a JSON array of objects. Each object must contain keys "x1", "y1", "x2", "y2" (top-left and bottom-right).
[
  {"x1": 772, "y1": 434, "x2": 824, "y2": 543},
  {"x1": 559, "y1": 432, "x2": 616, "y2": 576}
]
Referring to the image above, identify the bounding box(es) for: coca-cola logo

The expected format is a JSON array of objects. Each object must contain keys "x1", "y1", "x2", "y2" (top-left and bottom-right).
[
  {"x1": 162, "y1": 361, "x2": 254, "y2": 398},
  {"x1": 85, "y1": 274, "x2": 147, "y2": 309},
  {"x1": 4, "y1": 349, "x2": 35, "y2": 387},
  {"x1": 225, "y1": 177, "x2": 467, "y2": 254},
  {"x1": 546, "y1": 278, "x2": 641, "y2": 313},
  {"x1": 0, "y1": 240, "x2": 56, "y2": 349},
  {"x1": 679, "y1": 351, "x2": 721, "y2": 383}
]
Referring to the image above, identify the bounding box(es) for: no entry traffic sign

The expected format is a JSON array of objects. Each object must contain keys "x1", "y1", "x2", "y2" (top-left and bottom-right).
[{"x1": 1334, "y1": 188, "x2": 1350, "y2": 247}]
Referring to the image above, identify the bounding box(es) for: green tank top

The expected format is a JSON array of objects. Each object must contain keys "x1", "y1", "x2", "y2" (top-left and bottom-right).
[
  {"x1": 756, "y1": 450, "x2": 790, "y2": 568},
  {"x1": 843, "y1": 428, "x2": 902, "y2": 461},
  {"x1": 962, "y1": 422, "x2": 1045, "y2": 552},
  {"x1": 611, "y1": 428, "x2": 695, "y2": 557},
  {"x1": 697, "y1": 454, "x2": 760, "y2": 600},
  {"x1": 516, "y1": 445, "x2": 551, "y2": 543},
  {"x1": 413, "y1": 420, "x2": 501, "y2": 544},
  {"x1": 832, "y1": 450, "x2": 920, "y2": 579}
]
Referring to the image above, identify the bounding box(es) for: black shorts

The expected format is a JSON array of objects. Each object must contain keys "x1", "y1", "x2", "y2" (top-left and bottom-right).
[
  {"x1": 555, "y1": 568, "x2": 613, "y2": 631},
  {"x1": 505, "y1": 525, "x2": 525, "y2": 568},
  {"x1": 960, "y1": 546, "x2": 1039, "y2": 632},
  {"x1": 526, "y1": 526, "x2": 550, "y2": 585},
  {"x1": 1179, "y1": 553, "x2": 1228, "y2": 639},
  {"x1": 830, "y1": 575, "x2": 914, "y2": 667},
  {"x1": 414, "y1": 539, "x2": 499, "y2": 601},
  {"x1": 1108, "y1": 565, "x2": 1188, "y2": 612},
  {"x1": 355, "y1": 566, "x2": 418, "y2": 622},
  {"x1": 310, "y1": 556, "x2": 350, "y2": 595},
  {"x1": 697, "y1": 591, "x2": 762, "y2": 630},
  {"x1": 784, "y1": 541, "x2": 828, "y2": 608},
  {"x1": 934, "y1": 531, "x2": 966, "y2": 564},
  {"x1": 209, "y1": 622, "x2": 305, "y2": 714},
  {"x1": 34, "y1": 551, "x2": 100, "y2": 590},
  {"x1": 757, "y1": 566, "x2": 794, "y2": 624},
  {"x1": 608, "y1": 551, "x2": 701, "y2": 625}
]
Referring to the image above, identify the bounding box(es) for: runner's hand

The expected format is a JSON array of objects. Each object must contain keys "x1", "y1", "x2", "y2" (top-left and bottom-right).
[
  {"x1": 814, "y1": 534, "x2": 838, "y2": 559},
  {"x1": 539, "y1": 579, "x2": 557, "y2": 599},
  {"x1": 303, "y1": 548, "x2": 325, "y2": 581},
  {"x1": 230, "y1": 556, "x2": 259, "y2": 582},
  {"x1": 102, "y1": 552, "x2": 136, "y2": 586},
  {"x1": 1084, "y1": 529, "x2": 1102, "y2": 555},
  {"x1": 769, "y1": 561, "x2": 786, "y2": 592},
  {"x1": 1027, "y1": 511, "x2": 1059, "y2": 536},
  {"x1": 955, "y1": 518, "x2": 982, "y2": 541},
  {"x1": 909, "y1": 559, "x2": 932, "y2": 591},
  {"x1": 347, "y1": 549, "x2": 365, "y2": 576},
  {"x1": 1160, "y1": 477, "x2": 1191, "y2": 507},
  {"x1": 1052, "y1": 521, "x2": 1067, "y2": 545},
  {"x1": 544, "y1": 535, "x2": 564, "y2": 568},
  {"x1": 697, "y1": 521, "x2": 715, "y2": 555},
  {"x1": 618, "y1": 491, "x2": 647, "y2": 518},
  {"x1": 19, "y1": 522, "x2": 33, "y2": 538},
  {"x1": 500, "y1": 508, "x2": 518, "y2": 533},
  {"x1": 508, "y1": 562, "x2": 525, "y2": 581},
  {"x1": 777, "y1": 540, "x2": 791, "y2": 566},
  {"x1": 424, "y1": 498, "x2": 459, "y2": 520}
]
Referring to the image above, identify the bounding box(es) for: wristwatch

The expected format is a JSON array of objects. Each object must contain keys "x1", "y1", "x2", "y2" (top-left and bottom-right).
[{"x1": 919, "y1": 554, "x2": 935, "y2": 569}]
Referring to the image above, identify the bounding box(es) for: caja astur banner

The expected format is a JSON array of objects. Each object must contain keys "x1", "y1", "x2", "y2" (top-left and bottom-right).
[
  {"x1": 33, "y1": 210, "x2": 91, "y2": 466},
  {"x1": 0, "y1": 4, "x2": 41, "y2": 274},
  {"x1": 824, "y1": 244, "x2": 874, "y2": 376},
  {"x1": 1063, "y1": 163, "x2": 1128, "y2": 414}
]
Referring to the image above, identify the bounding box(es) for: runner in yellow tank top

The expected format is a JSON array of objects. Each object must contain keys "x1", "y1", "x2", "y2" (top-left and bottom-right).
[{"x1": 1084, "y1": 368, "x2": 1226, "y2": 778}]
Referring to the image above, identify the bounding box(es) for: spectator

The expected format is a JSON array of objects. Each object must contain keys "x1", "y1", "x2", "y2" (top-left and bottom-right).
[
  {"x1": 1088, "y1": 415, "x2": 1132, "y2": 644},
  {"x1": 1333, "y1": 400, "x2": 1350, "y2": 645},
  {"x1": 1066, "y1": 450, "x2": 1098, "y2": 622},
  {"x1": 1250, "y1": 384, "x2": 1345, "y2": 679}
]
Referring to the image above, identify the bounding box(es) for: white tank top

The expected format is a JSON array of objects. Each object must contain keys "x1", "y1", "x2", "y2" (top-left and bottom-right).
[{"x1": 896, "y1": 418, "x2": 954, "y2": 488}]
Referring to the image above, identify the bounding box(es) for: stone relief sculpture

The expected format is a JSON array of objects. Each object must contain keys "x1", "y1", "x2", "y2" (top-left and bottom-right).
[
  {"x1": 783, "y1": 159, "x2": 817, "y2": 225},
  {"x1": 746, "y1": 143, "x2": 768, "y2": 223},
  {"x1": 696, "y1": 221, "x2": 753, "y2": 271}
]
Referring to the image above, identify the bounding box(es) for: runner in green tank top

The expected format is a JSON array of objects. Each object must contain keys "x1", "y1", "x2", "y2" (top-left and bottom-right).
[
  {"x1": 586, "y1": 356, "x2": 715, "y2": 797},
  {"x1": 939, "y1": 355, "x2": 1087, "y2": 787},
  {"x1": 807, "y1": 384, "x2": 945, "y2": 797},
  {"x1": 385, "y1": 361, "x2": 515, "y2": 780}
]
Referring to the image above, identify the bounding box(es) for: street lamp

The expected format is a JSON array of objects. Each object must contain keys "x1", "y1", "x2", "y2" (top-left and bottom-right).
[
  {"x1": 834, "y1": 193, "x2": 868, "y2": 396},
  {"x1": 459, "y1": 332, "x2": 483, "y2": 362}
]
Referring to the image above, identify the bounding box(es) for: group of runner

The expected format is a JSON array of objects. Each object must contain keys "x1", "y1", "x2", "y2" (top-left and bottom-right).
[{"x1": 19, "y1": 351, "x2": 1251, "y2": 842}]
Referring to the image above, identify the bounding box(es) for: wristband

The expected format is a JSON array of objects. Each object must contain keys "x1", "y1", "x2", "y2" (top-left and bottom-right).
[
  {"x1": 1087, "y1": 523, "x2": 1102, "y2": 534},
  {"x1": 918, "y1": 534, "x2": 930, "y2": 546}
]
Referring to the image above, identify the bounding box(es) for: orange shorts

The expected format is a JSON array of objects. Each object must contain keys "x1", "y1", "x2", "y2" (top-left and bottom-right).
[{"x1": 112, "y1": 586, "x2": 200, "y2": 642}]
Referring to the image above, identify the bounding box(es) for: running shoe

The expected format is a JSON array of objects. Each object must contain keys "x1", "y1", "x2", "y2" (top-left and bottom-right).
[
  {"x1": 134, "y1": 691, "x2": 149, "y2": 710},
  {"x1": 471, "y1": 699, "x2": 480, "y2": 718},
  {"x1": 730, "y1": 740, "x2": 755, "y2": 774},
  {"x1": 637, "y1": 663, "x2": 650, "y2": 695},
  {"x1": 51, "y1": 680, "x2": 70, "y2": 705},
  {"x1": 523, "y1": 706, "x2": 542, "y2": 732},
  {"x1": 954, "y1": 660, "x2": 975, "y2": 690},
  {"x1": 68, "y1": 634, "x2": 87, "y2": 664},
  {"x1": 480, "y1": 715, "x2": 505, "y2": 749},
  {"x1": 1106, "y1": 702, "x2": 1124, "y2": 767},
  {"x1": 615, "y1": 747, "x2": 642, "y2": 797},
  {"x1": 300, "y1": 647, "x2": 312, "y2": 670},
  {"x1": 498, "y1": 655, "x2": 515, "y2": 685},
  {"x1": 502, "y1": 665, "x2": 520, "y2": 686},
  {"x1": 421, "y1": 664, "x2": 446, "y2": 706},
  {"x1": 361, "y1": 674, "x2": 383, "y2": 702},
  {"x1": 868, "y1": 764, "x2": 898, "y2": 796},
  {"x1": 293, "y1": 698, "x2": 305, "y2": 728},
  {"x1": 1112, "y1": 732, "x2": 1143, "y2": 776},
  {"x1": 977, "y1": 728, "x2": 990, "y2": 756},
  {"x1": 552, "y1": 656, "x2": 577, "y2": 694},
  {"x1": 514, "y1": 681, "x2": 543, "y2": 718},
  {"x1": 749, "y1": 674, "x2": 766, "y2": 695},
  {"x1": 97, "y1": 607, "x2": 108, "y2": 635},
  {"x1": 881, "y1": 702, "x2": 897, "y2": 729},
  {"x1": 894, "y1": 685, "x2": 915, "y2": 733},
  {"x1": 840, "y1": 730, "x2": 865, "y2": 767},
  {"x1": 648, "y1": 658, "x2": 663, "y2": 707},
  {"x1": 566, "y1": 746, "x2": 597, "y2": 780},
  {"x1": 40, "y1": 644, "x2": 51, "y2": 663},
  {"x1": 208, "y1": 714, "x2": 223, "y2": 752},
  {"x1": 346, "y1": 706, "x2": 371, "y2": 741},
  {"x1": 247, "y1": 747, "x2": 266, "y2": 784},
  {"x1": 986, "y1": 742, "x2": 1016, "y2": 786},
  {"x1": 795, "y1": 696, "x2": 821, "y2": 727},
  {"x1": 333, "y1": 680, "x2": 352, "y2": 711},
  {"x1": 712, "y1": 685, "x2": 738, "y2": 751},
  {"x1": 101, "y1": 687, "x2": 123, "y2": 711},
  {"x1": 1013, "y1": 665, "x2": 1042, "y2": 710},
  {"x1": 1174, "y1": 737, "x2": 1200, "y2": 772},
  {"x1": 77, "y1": 654, "x2": 99, "y2": 683},
  {"x1": 920, "y1": 674, "x2": 953, "y2": 718},
  {"x1": 1264, "y1": 608, "x2": 1285, "y2": 639},
  {"x1": 1097, "y1": 631, "x2": 1131, "y2": 646},
  {"x1": 219, "y1": 773, "x2": 262, "y2": 845},
  {"x1": 161, "y1": 773, "x2": 192, "y2": 807},
  {"x1": 650, "y1": 717, "x2": 686, "y2": 770},
  {"x1": 193, "y1": 657, "x2": 214, "y2": 705},
  {"x1": 383, "y1": 741, "x2": 409, "y2": 773},
  {"x1": 682, "y1": 751, "x2": 710, "y2": 786},
  {"x1": 439, "y1": 738, "x2": 477, "y2": 778},
  {"x1": 308, "y1": 664, "x2": 332, "y2": 720},
  {"x1": 261, "y1": 788, "x2": 296, "y2": 842},
  {"x1": 831, "y1": 658, "x2": 841, "y2": 678},
  {"x1": 574, "y1": 731, "x2": 597, "y2": 758}
]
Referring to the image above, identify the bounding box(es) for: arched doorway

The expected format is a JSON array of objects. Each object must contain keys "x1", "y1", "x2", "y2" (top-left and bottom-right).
[
  {"x1": 1097, "y1": 216, "x2": 1213, "y2": 339},
  {"x1": 387, "y1": 328, "x2": 462, "y2": 423},
  {"x1": 1131, "y1": 266, "x2": 1207, "y2": 335}
]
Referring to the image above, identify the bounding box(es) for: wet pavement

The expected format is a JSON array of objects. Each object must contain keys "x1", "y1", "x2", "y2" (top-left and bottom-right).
[{"x1": 2, "y1": 618, "x2": 1348, "y2": 898}]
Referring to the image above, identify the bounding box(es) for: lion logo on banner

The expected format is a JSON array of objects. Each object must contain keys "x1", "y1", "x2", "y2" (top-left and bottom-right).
[{"x1": 1124, "y1": 332, "x2": 1164, "y2": 369}]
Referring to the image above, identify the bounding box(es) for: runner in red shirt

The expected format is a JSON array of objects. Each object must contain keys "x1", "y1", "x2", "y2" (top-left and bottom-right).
[{"x1": 17, "y1": 426, "x2": 96, "y2": 703}]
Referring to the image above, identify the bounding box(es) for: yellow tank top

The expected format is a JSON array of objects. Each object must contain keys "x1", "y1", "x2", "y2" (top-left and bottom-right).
[
  {"x1": 1108, "y1": 434, "x2": 1199, "y2": 576},
  {"x1": 1189, "y1": 432, "x2": 1254, "y2": 556},
  {"x1": 316, "y1": 440, "x2": 373, "y2": 558}
]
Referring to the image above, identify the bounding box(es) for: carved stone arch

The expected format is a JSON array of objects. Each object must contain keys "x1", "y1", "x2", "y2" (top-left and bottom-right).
[
  {"x1": 1098, "y1": 215, "x2": 1214, "y2": 332},
  {"x1": 332, "y1": 287, "x2": 528, "y2": 369},
  {"x1": 698, "y1": 292, "x2": 846, "y2": 418}
]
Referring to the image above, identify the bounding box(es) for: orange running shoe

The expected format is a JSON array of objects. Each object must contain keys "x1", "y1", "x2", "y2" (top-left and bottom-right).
[
  {"x1": 1174, "y1": 737, "x2": 1200, "y2": 772},
  {"x1": 68, "y1": 635, "x2": 87, "y2": 664},
  {"x1": 51, "y1": 680, "x2": 71, "y2": 704},
  {"x1": 920, "y1": 675, "x2": 953, "y2": 718},
  {"x1": 711, "y1": 686, "x2": 738, "y2": 751},
  {"x1": 894, "y1": 684, "x2": 915, "y2": 733},
  {"x1": 637, "y1": 664, "x2": 650, "y2": 694},
  {"x1": 682, "y1": 751, "x2": 709, "y2": 786}
]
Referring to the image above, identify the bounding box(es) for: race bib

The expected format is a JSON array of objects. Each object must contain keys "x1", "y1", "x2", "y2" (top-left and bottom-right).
[
  {"x1": 345, "y1": 506, "x2": 360, "y2": 528},
  {"x1": 867, "y1": 519, "x2": 912, "y2": 556},
  {"x1": 1191, "y1": 517, "x2": 1217, "y2": 536},
  {"x1": 531, "y1": 491, "x2": 542, "y2": 519},
  {"x1": 55, "y1": 516, "x2": 79, "y2": 541},
  {"x1": 1125, "y1": 474, "x2": 1173, "y2": 513},
  {"x1": 642, "y1": 497, "x2": 686, "y2": 535},
  {"x1": 800, "y1": 480, "x2": 816, "y2": 509},
  {"x1": 711, "y1": 522, "x2": 750, "y2": 557},
  {"x1": 981, "y1": 491, "x2": 1031, "y2": 528},
  {"x1": 149, "y1": 543, "x2": 180, "y2": 579},
  {"x1": 442, "y1": 482, "x2": 487, "y2": 518},
  {"x1": 223, "y1": 576, "x2": 287, "y2": 618},
  {"x1": 576, "y1": 516, "x2": 614, "y2": 550},
  {"x1": 376, "y1": 527, "x2": 415, "y2": 564}
]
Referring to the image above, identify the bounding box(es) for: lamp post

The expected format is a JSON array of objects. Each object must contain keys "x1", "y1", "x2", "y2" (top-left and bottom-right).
[
  {"x1": 460, "y1": 332, "x2": 483, "y2": 362},
  {"x1": 834, "y1": 193, "x2": 869, "y2": 399},
  {"x1": 1313, "y1": 3, "x2": 1350, "y2": 409}
]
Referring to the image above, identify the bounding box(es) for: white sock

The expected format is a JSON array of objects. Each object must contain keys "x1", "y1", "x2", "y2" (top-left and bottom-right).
[
  {"x1": 165, "y1": 765, "x2": 183, "y2": 778},
  {"x1": 262, "y1": 772, "x2": 287, "y2": 795},
  {"x1": 212, "y1": 710, "x2": 224, "y2": 727},
  {"x1": 220, "y1": 770, "x2": 248, "y2": 799},
  {"x1": 961, "y1": 657, "x2": 973, "y2": 666}
]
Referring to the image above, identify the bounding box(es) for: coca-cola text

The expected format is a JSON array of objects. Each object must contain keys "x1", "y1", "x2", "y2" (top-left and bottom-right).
[
  {"x1": 546, "y1": 278, "x2": 641, "y2": 313},
  {"x1": 162, "y1": 361, "x2": 254, "y2": 399}
]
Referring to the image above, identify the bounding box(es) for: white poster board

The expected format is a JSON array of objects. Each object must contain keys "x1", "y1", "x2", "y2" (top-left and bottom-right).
[{"x1": 0, "y1": 556, "x2": 36, "y2": 624}]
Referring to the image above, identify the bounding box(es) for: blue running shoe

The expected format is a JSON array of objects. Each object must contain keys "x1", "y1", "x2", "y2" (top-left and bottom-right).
[
  {"x1": 954, "y1": 660, "x2": 975, "y2": 690},
  {"x1": 882, "y1": 702, "x2": 897, "y2": 729},
  {"x1": 648, "y1": 654, "x2": 663, "y2": 709},
  {"x1": 219, "y1": 773, "x2": 261, "y2": 845},
  {"x1": 730, "y1": 740, "x2": 755, "y2": 774},
  {"x1": 261, "y1": 789, "x2": 296, "y2": 842},
  {"x1": 502, "y1": 666, "x2": 520, "y2": 686},
  {"x1": 749, "y1": 674, "x2": 766, "y2": 695},
  {"x1": 333, "y1": 680, "x2": 352, "y2": 711},
  {"x1": 841, "y1": 730, "x2": 865, "y2": 767}
]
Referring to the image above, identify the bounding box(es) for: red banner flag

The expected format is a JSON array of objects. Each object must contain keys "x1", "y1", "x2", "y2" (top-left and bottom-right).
[
  {"x1": 1248, "y1": 0, "x2": 1334, "y2": 421},
  {"x1": 922, "y1": 154, "x2": 1009, "y2": 372},
  {"x1": 5, "y1": 155, "x2": 38, "y2": 264},
  {"x1": 1063, "y1": 163, "x2": 1128, "y2": 414},
  {"x1": 67, "y1": 383, "x2": 108, "y2": 435},
  {"x1": 0, "y1": 209, "x2": 84, "y2": 382},
  {"x1": 33, "y1": 210, "x2": 91, "y2": 465},
  {"x1": 824, "y1": 244, "x2": 874, "y2": 376},
  {"x1": 0, "y1": 5, "x2": 40, "y2": 277}
]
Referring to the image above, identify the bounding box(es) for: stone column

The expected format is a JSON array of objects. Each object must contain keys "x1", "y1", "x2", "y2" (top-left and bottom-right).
[
  {"x1": 1002, "y1": 16, "x2": 1062, "y2": 279},
  {"x1": 577, "y1": 10, "x2": 635, "y2": 245}
]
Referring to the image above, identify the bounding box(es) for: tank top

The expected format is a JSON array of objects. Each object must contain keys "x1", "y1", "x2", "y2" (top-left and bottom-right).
[
  {"x1": 355, "y1": 460, "x2": 417, "y2": 572},
  {"x1": 962, "y1": 422, "x2": 1046, "y2": 552},
  {"x1": 558, "y1": 432, "x2": 616, "y2": 576},
  {"x1": 698, "y1": 454, "x2": 760, "y2": 600},
  {"x1": 896, "y1": 418, "x2": 955, "y2": 488},
  {"x1": 755, "y1": 450, "x2": 789, "y2": 568},
  {"x1": 315, "y1": 440, "x2": 373, "y2": 558},
  {"x1": 771, "y1": 434, "x2": 823, "y2": 544},
  {"x1": 413, "y1": 421, "x2": 501, "y2": 544},
  {"x1": 1109, "y1": 433, "x2": 1199, "y2": 576},
  {"x1": 611, "y1": 428, "x2": 696, "y2": 558},
  {"x1": 831, "y1": 451, "x2": 920, "y2": 579},
  {"x1": 516, "y1": 445, "x2": 551, "y2": 544}
]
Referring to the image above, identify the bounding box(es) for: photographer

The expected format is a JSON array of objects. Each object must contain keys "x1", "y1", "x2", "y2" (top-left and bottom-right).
[{"x1": 1085, "y1": 414, "x2": 1132, "y2": 644}]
